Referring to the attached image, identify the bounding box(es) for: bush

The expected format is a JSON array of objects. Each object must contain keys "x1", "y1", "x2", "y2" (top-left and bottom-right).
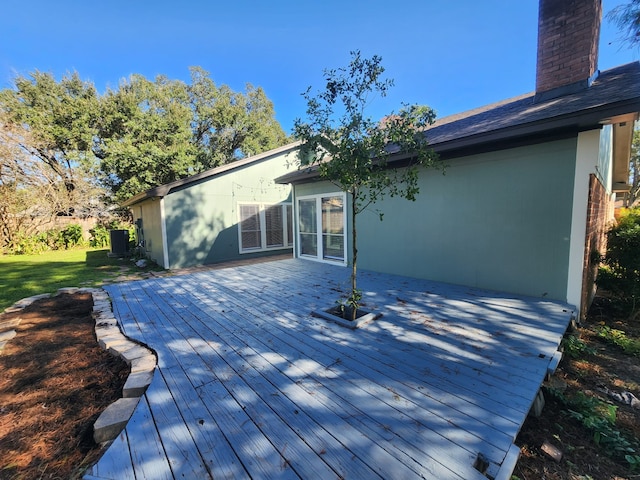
[
  {"x1": 5, "y1": 223, "x2": 86, "y2": 255},
  {"x1": 60, "y1": 224, "x2": 85, "y2": 249},
  {"x1": 9, "y1": 230, "x2": 51, "y2": 255},
  {"x1": 562, "y1": 333, "x2": 597, "y2": 358},
  {"x1": 89, "y1": 221, "x2": 136, "y2": 251},
  {"x1": 597, "y1": 208, "x2": 640, "y2": 317},
  {"x1": 89, "y1": 225, "x2": 110, "y2": 248},
  {"x1": 596, "y1": 326, "x2": 640, "y2": 356}
]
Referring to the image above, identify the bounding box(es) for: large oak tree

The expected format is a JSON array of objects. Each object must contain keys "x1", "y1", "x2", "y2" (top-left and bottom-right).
[
  {"x1": 0, "y1": 68, "x2": 288, "y2": 210},
  {"x1": 96, "y1": 67, "x2": 288, "y2": 201}
]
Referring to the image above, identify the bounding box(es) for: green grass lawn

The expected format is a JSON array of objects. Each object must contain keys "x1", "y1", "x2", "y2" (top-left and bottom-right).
[{"x1": 0, "y1": 248, "x2": 161, "y2": 311}]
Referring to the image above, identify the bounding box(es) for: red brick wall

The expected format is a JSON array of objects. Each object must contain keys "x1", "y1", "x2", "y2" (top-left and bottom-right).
[
  {"x1": 536, "y1": 0, "x2": 602, "y2": 94},
  {"x1": 580, "y1": 174, "x2": 611, "y2": 318}
]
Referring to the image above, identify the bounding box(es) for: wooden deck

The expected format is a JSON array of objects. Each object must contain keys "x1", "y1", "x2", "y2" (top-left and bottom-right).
[{"x1": 85, "y1": 259, "x2": 574, "y2": 480}]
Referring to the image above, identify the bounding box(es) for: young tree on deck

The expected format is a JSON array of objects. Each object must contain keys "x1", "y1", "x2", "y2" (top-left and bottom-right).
[{"x1": 293, "y1": 51, "x2": 442, "y2": 320}]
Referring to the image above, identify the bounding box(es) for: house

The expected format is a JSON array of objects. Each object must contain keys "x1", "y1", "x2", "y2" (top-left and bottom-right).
[
  {"x1": 277, "y1": 0, "x2": 640, "y2": 319},
  {"x1": 123, "y1": 142, "x2": 301, "y2": 269}
]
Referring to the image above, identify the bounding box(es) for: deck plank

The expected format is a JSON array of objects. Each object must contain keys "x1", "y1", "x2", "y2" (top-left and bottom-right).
[
  {"x1": 185, "y1": 275, "x2": 533, "y2": 422},
  {"x1": 156, "y1": 275, "x2": 492, "y2": 478},
  {"x1": 88, "y1": 259, "x2": 573, "y2": 480},
  {"x1": 119, "y1": 284, "x2": 300, "y2": 479},
  {"x1": 86, "y1": 430, "x2": 135, "y2": 479},
  {"x1": 126, "y1": 395, "x2": 173, "y2": 480},
  {"x1": 154, "y1": 281, "x2": 460, "y2": 480},
  {"x1": 164, "y1": 272, "x2": 540, "y2": 468},
  {"x1": 233, "y1": 264, "x2": 563, "y2": 402},
  {"x1": 136, "y1": 280, "x2": 430, "y2": 478},
  {"x1": 159, "y1": 366, "x2": 248, "y2": 479},
  {"x1": 212, "y1": 263, "x2": 558, "y2": 385},
  {"x1": 142, "y1": 373, "x2": 212, "y2": 479}
]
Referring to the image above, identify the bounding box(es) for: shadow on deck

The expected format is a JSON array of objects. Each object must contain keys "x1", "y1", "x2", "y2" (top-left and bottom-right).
[{"x1": 85, "y1": 258, "x2": 574, "y2": 480}]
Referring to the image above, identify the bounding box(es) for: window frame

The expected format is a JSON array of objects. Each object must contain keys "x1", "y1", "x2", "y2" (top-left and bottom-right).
[
  {"x1": 237, "y1": 202, "x2": 293, "y2": 254},
  {"x1": 296, "y1": 192, "x2": 347, "y2": 265}
]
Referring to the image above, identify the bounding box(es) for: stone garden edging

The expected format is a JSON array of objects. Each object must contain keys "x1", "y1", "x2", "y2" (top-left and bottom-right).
[{"x1": 1, "y1": 288, "x2": 157, "y2": 446}]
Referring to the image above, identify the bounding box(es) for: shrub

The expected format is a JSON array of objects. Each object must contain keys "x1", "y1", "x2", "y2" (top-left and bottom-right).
[
  {"x1": 562, "y1": 333, "x2": 597, "y2": 358},
  {"x1": 89, "y1": 221, "x2": 136, "y2": 251},
  {"x1": 89, "y1": 225, "x2": 110, "y2": 248},
  {"x1": 9, "y1": 230, "x2": 51, "y2": 255},
  {"x1": 596, "y1": 326, "x2": 640, "y2": 356},
  {"x1": 548, "y1": 389, "x2": 639, "y2": 464},
  {"x1": 60, "y1": 224, "x2": 85, "y2": 248},
  {"x1": 597, "y1": 208, "x2": 640, "y2": 317},
  {"x1": 6, "y1": 224, "x2": 86, "y2": 255}
]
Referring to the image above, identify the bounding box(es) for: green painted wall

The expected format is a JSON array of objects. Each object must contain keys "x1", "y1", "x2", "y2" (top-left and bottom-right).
[
  {"x1": 163, "y1": 150, "x2": 296, "y2": 268},
  {"x1": 292, "y1": 138, "x2": 579, "y2": 301},
  {"x1": 131, "y1": 200, "x2": 166, "y2": 267},
  {"x1": 356, "y1": 138, "x2": 578, "y2": 300}
]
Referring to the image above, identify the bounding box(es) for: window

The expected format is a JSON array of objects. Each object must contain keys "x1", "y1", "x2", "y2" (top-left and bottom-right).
[
  {"x1": 239, "y1": 205, "x2": 261, "y2": 250},
  {"x1": 265, "y1": 205, "x2": 284, "y2": 247},
  {"x1": 238, "y1": 203, "x2": 292, "y2": 253},
  {"x1": 297, "y1": 193, "x2": 346, "y2": 263}
]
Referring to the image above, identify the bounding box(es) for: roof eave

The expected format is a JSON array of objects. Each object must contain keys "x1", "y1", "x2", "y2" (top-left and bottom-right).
[
  {"x1": 276, "y1": 98, "x2": 640, "y2": 185},
  {"x1": 430, "y1": 97, "x2": 640, "y2": 155}
]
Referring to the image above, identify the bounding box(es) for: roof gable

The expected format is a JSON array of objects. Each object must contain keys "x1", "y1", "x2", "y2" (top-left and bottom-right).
[{"x1": 123, "y1": 141, "x2": 301, "y2": 207}]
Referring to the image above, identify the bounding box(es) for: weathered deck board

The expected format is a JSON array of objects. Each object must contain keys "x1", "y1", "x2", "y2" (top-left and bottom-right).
[
  {"x1": 142, "y1": 373, "x2": 211, "y2": 478},
  {"x1": 116, "y1": 283, "x2": 301, "y2": 479},
  {"x1": 219, "y1": 263, "x2": 559, "y2": 385},
  {"x1": 133, "y1": 279, "x2": 448, "y2": 479},
  {"x1": 88, "y1": 430, "x2": 135, "y2": 479},
  {"x1": 126, "y1": 395, "x2": 173, "y2": 480},
  {"x1": 170, "y1": 275, "x2": 510, "y2": 468},
  {"x1": 152, "y1": 278, "x2": 468, "y2": 479},
  {"x1": 159, "y1": 366, "x2": 248, "y2": 479},
  {"x1": 237, "y1": 263, "x2": 565, "y2": 401},
  {"x1": 184, "y1": 271, "x2": 538, "y2": 420},
  {"x1": 87, "y1": 259, "x2": 574, "y2": 480}
]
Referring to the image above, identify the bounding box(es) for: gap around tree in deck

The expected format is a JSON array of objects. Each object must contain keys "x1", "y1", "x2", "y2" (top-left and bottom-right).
[{"x1": 312, "y1": 306, "x2": 382, "y2": 329}]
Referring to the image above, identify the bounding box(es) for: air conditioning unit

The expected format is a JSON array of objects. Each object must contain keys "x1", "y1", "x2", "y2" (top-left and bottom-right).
[{"x1": 109, "y1": 229, "x2": 130, "y2": 257}]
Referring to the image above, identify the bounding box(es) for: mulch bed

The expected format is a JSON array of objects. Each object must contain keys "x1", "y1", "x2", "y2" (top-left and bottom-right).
[{"x1": 0, "y1": 292, "x2": 129, "y2": 480}]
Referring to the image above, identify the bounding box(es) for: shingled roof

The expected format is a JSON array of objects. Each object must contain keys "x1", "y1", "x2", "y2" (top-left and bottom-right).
[
  {"x1": 276, "y1": 62, "x2": 640, "y2": 185},
  {"x1": 427, "y1": 61, "x2": 640, "y2": 153}
]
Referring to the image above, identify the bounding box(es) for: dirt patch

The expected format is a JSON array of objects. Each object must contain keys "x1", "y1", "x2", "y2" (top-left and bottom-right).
[
  {"x1": 0, "y1": 292, "x2": 129, "y2": 480},
  {"x1": 513, "y1": 295, "x2": 640, "y2": 480}
]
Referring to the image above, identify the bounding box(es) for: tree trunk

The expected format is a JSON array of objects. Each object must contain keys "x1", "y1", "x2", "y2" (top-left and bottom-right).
[{"x1": 351, "y1": 190, "x2": 358, "y2": 321}]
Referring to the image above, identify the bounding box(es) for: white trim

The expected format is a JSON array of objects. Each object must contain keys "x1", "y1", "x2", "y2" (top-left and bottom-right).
[
  {"x1": 296, "y1": 192, "x2": 347, "y2": 265},
  {"x1": 237, "y1": 202, "x2": 292, "y2": 254},
  {"x1": 159, "y1": 198, "x2": 170, "y2": 269},
  {"x1": 566, "y1": 129, "x2": 600, "y2": 313}
]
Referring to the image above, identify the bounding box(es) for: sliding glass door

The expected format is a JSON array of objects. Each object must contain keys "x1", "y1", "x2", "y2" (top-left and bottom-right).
[
  {"x1": 297, "y1": 193, "x2": 346, "y2": 263},
  {"x1": 298, "y1": 198, "x2": 318, "y2": 256}
]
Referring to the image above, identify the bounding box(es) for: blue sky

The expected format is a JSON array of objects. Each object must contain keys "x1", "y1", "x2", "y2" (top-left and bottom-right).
[{"x1": 1, "y1": 1, "x2": 637, "y2": 134}]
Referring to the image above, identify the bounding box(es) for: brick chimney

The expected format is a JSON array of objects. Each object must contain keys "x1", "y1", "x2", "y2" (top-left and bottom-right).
[{"x1": 535, "y1": 0, "x2": 602, "y2": 101}]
